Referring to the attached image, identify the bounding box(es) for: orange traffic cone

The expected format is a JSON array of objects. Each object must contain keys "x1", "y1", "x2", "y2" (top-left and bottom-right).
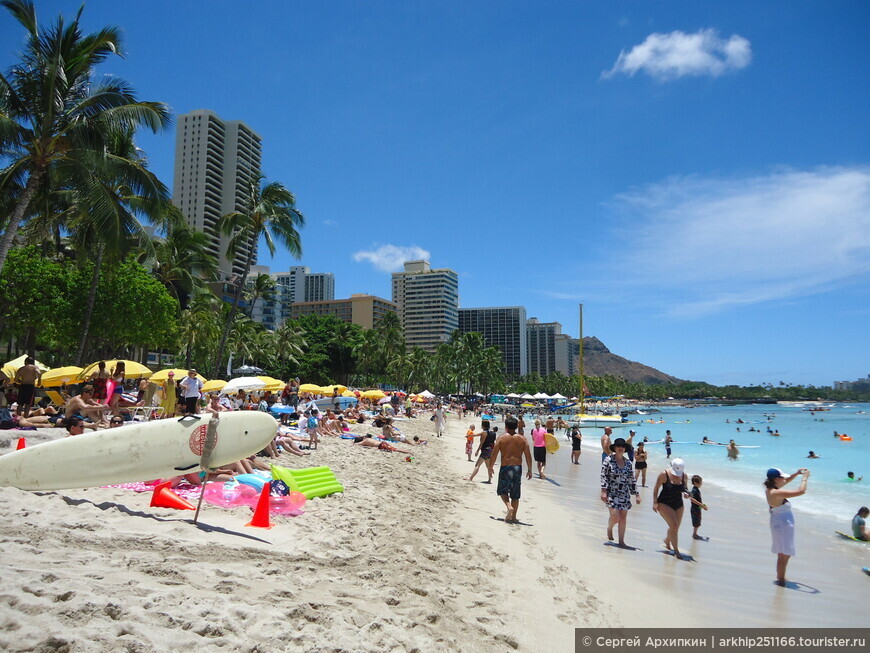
[
  {"x1": 16, "y1": 437, "x2": 26, "y2": 450},
  {"x1": 150, "y1": 481, "x2": 195, "y2": 510},
  {"x1": 245, "y1": 484, "x2": 274, "y2": 529}
]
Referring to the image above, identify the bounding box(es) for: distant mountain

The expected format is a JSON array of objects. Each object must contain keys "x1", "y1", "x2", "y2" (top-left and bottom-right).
[{"x1": 581, "y1": 337, "x2": 682, "y2": 385}]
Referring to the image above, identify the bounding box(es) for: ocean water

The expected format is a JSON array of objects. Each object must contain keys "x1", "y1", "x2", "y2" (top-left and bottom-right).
[
  {"x1": 514, "y1": 403, "x2": 870, "y2": 522},
  {"x1": 583, "y1": 403, "x2": 870, "y2": 522}
]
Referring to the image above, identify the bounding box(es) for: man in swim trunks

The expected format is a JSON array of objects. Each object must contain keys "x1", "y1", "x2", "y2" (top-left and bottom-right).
[
  {"x1": 13, "y1": 357, "x2": 42, "y2": 418},
  {"x1": 490, "y1": 416, "x2": 532, "y2": 523},
  {"x1": 65, "y1": 385, "x2": 110, "y2": 427}
]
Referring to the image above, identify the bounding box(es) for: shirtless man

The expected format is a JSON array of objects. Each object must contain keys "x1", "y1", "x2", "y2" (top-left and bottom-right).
[
  {"x1": 490, "y1": 416, "x2": 532, "y2": 523},
  {"x1": 65, "y1": 385, "x2": 110, "y2": 427},
  {"x1": 600, "y1": 427, "x2": 613, "y2": 462},
  {"x1": 516, "y1": 413, "x2": 526, "y2": 436},
  {"x1": 13, "y1": 357, "x2": 42, "y2": 417}
]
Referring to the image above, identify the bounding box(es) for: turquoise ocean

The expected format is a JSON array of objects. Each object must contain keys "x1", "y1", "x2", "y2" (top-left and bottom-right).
[
  {"x1": 522, "y1": 402, "x2": 870, "y2": 523},
  {"x1": 599, "y1": 403, "x2": 870, "y2": 522}
]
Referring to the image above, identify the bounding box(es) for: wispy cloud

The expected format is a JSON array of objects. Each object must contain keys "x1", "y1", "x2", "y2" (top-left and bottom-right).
[
  {"x1": 608, "y1": 167, "x2": 870, "y2": 317},
  {"x1": 323, "y1": 219, "x2": 338, "y2": 227},
  {"x1": 352, "y1": 244, "x2": 431, "y2": 273},
  {"x1": 603, "y1": 29, "x2": 751, "y2": 80}
]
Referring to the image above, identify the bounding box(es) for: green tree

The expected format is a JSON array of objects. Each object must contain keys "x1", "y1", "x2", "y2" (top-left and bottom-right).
[
  {"x1": 150, "y1": 224, "x2": 218, "y2": 310},
  {"x1": 72, "y1": 256, "x2": 178, "y2": 359},
  {"x1": 67, "y1": 127, "x2": 173, "y2": 364},
  {"x1": 0, "y1": 0, "x2": 170, "y2": 272},
  {"x1": 0, "y1": 246, "x2": 73, "y2": 353},
  {"x1": 211, "y1": 175, "x2": 304, "y2": 378}
]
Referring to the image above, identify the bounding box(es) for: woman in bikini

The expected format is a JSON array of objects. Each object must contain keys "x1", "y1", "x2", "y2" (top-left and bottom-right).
[{"x1": 764, "y1": 467, "x2": 809, "y2": 585}]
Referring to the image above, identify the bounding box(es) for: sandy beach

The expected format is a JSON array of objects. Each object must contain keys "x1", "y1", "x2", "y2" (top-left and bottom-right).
[{"x1": 0, "y1": 413, "x2": 867, "y2": 652}]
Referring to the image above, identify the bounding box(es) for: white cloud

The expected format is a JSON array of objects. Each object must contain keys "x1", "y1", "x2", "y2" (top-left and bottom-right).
[
  {"x1": 610, "y1": 167, "x2": 870, "y2": 317},
  {"x1": 603, "y1": 29, "x2": 751, "y2": 80},
  {"x1": 352, "y1": 244, "x2": 431, "y2": 273},
  {"x1": 323, "y1": 219, "x2": 338, "y2": 227}
]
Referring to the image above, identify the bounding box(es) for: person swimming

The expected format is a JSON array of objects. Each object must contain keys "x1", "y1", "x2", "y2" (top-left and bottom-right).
[{"x1": 807, "y1": 451, "x2": 820, "y2": 459}]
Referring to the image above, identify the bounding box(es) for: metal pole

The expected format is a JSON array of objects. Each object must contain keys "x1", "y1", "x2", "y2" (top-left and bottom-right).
[{"x1": 579, "y1": 303, "x2": 585, "y2": 414}]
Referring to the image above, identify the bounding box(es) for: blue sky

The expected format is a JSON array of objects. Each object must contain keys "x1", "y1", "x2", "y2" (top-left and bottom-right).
[{"x1": 3, "y1": 1, "x2": 868, "y2": 386}]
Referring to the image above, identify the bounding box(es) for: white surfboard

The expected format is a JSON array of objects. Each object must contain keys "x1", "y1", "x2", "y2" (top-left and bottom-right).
[{"x1": 0, "y1": 412, "x2": 277, "y2": 491}]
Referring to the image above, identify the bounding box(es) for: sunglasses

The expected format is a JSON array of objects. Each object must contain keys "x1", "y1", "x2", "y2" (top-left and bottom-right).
[{"x1": 110, "y1": 419, "x2": 123, "y2": 424}]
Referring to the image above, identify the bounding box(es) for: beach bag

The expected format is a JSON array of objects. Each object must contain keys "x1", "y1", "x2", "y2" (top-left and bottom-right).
[{"x1": 0, "y1": 407, "x2": 12, "y2": 422}]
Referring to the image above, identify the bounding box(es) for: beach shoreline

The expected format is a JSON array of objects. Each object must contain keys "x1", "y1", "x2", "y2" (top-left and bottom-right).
[{"x1": 0, "y1": 413, "x2": 867, "y2": 652}]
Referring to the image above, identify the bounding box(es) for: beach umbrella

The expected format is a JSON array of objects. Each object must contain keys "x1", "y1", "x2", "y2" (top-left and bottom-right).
[
  {"x1": 38, "y1": 366, "x2": 83, "y2": 388},
  {"x1": 378, "y1": 396, "x2": 391, "y2": 405},
  {"x1": 257, "y1": 376, "x2": 285, "y2": 392},
  {"x1": 341, "y1": 390, "x2": 356, "y2": 397},
  {"x1": 361, "y1": 389, "x2": 386, "y2": 399},
  {"x1": 299, "y1": 383, "x2": 324, "y2": 394},
  {"x1": 232, "y1": 364, "x2": 263, "y2": 375},
  {"x1": 201, "y1": 379, "x2": 227, "y2": 393},
  {"x1": 320, "y1": 384, "x2": 348, "y2": 395},
  {"x1": 1, "y1": 354, "x2": 50, "y2": 379},
  {"x1": 79, "y1": 359, "x2": 153, "y2": 380},
  {"x1": 150, "y1": 369, "x2": 207, "y2": 383},
  {"x1": 219, "y1": 376, "x2": 266, "y2": 395}
]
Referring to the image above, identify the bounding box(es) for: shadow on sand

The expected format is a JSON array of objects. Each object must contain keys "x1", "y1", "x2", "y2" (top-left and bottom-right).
[{"x1": 47, "y1": 493, "x2": 272, "y2": 544}]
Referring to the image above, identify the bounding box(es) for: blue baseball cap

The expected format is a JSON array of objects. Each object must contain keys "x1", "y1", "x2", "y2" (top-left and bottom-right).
[{"x1": 766, "y1": 468, "x2": 785, "y2": 480}]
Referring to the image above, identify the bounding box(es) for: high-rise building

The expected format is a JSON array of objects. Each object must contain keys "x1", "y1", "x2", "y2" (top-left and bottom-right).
[
  {"x1": 391, "y1": 260, "x2": 459, "y2": 351},
  {"x1": 269, "y1": 266, "x2": 335, "y2": 328},
  {"x1": 527, "y1": 318, "x2": 562, "y2": 376},
  {"x1": 554, "y1": 334, "x2": 579, "y2": 376},
  {"x1": 289, "y1": 294, "x2": 397, "y2": 329},
  {"x1": 458, "y1": 307, "x2": 528, "y2": 376},
  {"x1": 304, "y1": 273, "x2": 335, "y2": 303},
  {"x1": 172, "y1": 109, "x2": 262, "y2": 280}
]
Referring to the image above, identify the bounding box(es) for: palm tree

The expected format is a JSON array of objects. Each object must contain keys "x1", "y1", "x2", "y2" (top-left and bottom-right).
[
  {"x1": 179, "y1": 291, "x2": 221, "y2": 369},
  {"x1": 0, "y1": 0, "x2": 171, "y2": 273},
  {"x1": 210, "y1": 175, "x2": 304, "y2": 378},
  {"x1": 274, "y1": 321, "x2": 307, "y2": 369},
  {"x1": 150, "y1": 223, "x2": 218, "y2": 310},
  {"x1": 67, "y1": 128, "x2": 174, "y2": 364},
  {"x1": 328, "y1": 321, "x2": 359, "y2": 385},
  {"x1": 245, "y1": 273, "x2": 277, "y2": 318}
]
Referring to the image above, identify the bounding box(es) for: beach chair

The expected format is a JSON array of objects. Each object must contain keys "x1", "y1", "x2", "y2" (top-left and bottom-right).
[{"x1": 44, "y1": 390, "x2": 67, "y2": 408}]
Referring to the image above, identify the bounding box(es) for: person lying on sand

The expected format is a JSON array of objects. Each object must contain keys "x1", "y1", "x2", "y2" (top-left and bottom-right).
[{"x1": 352, "y1": 435, "x2": 411, "y2": 453}]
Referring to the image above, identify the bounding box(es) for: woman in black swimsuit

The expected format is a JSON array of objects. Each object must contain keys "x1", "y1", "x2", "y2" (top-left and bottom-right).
[
  {"x1": 633, "y1": 442, "x2": 648, "y2": 486},
  {"x1": 468, "y1": 420, "x2": 495, "y2": 483},
  {"x1": 652, "y1": 458, "x2": 691, "y2": 559}
]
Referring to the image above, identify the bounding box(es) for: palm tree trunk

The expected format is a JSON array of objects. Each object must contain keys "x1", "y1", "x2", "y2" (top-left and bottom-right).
[
  {"x1": 0, "y1": 169, "x2": 44, "y2": 274},
  {"x1": 211, "y1": 253, "x2": 254, "y2": 379},
  {"x1": 74, "y1": 244, "x2": 105, "y2": 366}
]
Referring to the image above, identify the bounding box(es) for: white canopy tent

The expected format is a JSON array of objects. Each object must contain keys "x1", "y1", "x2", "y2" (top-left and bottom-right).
[
  {"x1": 533, "y1": 392, "x2": 551, "y2": 399},
  {"x1": 417, "y1": 390, "x2": 436, "y2": 399}
]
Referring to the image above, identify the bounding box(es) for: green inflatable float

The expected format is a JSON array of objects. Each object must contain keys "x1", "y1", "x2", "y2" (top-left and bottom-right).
[{"x1": 271, "y1": 464, "x2": 344, "y2": 499}]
